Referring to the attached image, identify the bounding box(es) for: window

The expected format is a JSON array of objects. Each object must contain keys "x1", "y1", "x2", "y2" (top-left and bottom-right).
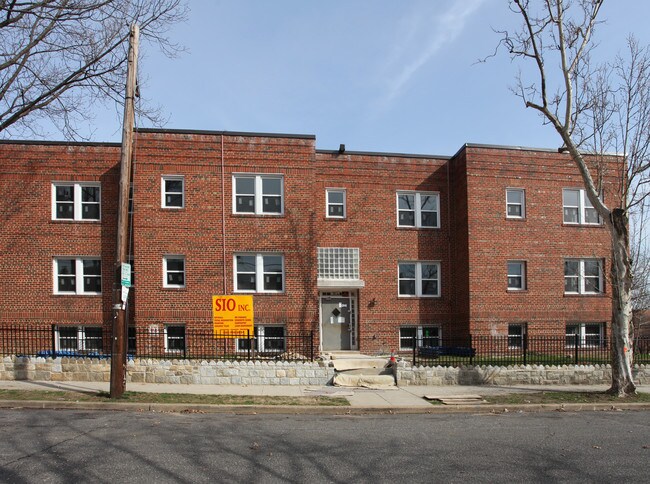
[
  {"x1": 317, "y1": 248, "x2": 360, "y2": 280},
  {"x1": 163, "y1": 256, "x2": 185, "y2": 288},
  {"x1": 233, "y1": 174, "x2": 284, "y2": 215},
  {"x1": 164, "y1": 325, "x2": 186, "y2": 353},
  {"x1": 54, "y1": 257, "x2": 101, "y2": 295},
  {"x1": 507, "y1": 261, "x2": 526, "y2": 290},
  {"x1": 161, "y1": 176, "x2": 184, "y2": 208},
  {"x1": 55, "y1": 326, "x2": 103, "y2": 352},
  {"x1": 563, "y1": 188, "x2": 600, "y2": 225},
  {"x1": 237, "y1": 325, "x2": 286, "y2": 353},
  {"x1": 52, "y1": 182, "x2": 101, "y2": 221},
  {"x1": 506, "y1": 188, "x2": 525, "y2": 218},
  {"x1": 396, "y1": 191, "x2": 439, "y2": 228},
  {"x1": 564, "y1": 259, "x2": 603, "y2": 294},
  {"x1": 566, "y1": 323, "x2": 604, "y2": 347},
  {"x1": 398, "y1": 261, "x2": 440, "y2": 297},
  {"x1": 399, "y1": 326, "x2": 440, "y2": 350},
  {"x1": 508, "y1": 324, "x2": 526, "y2": 349},
  {"x1": 234, "y1": 253, "x2": 284, "y2": 293},
  {"x1": 326, "y1": 189, "x2": 346, "y2": 218}
]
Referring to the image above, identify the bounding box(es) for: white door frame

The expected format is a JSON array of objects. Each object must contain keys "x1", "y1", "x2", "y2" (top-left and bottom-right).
[{"x1": 319, "y1": 290, "x2": 358, "y2": 352}]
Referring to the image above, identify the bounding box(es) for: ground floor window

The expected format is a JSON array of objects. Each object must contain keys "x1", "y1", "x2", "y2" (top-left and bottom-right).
[
  {"x1": 237, "y1": 325, "x2": 286, "y2": 353},
  {"x1": 566, "y1": 323, "x2": 604, "y2": 347},
  {"x1": 55, "y1": 326, "x2": 103, "y2": 352},
  {"x1": 164, "y1": 324, "x2": 186, "y2": 353},
  {"x1": 508, "y1": 323, "x2": 527, "y2": 349},
  {"x1": 399, "y1": 325, "x2": 441, "y2": 350}
]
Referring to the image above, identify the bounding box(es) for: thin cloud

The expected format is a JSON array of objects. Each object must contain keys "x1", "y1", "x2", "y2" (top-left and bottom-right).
[{"x1": 380, "y1": 0, "x2": 488, "y2": 106}]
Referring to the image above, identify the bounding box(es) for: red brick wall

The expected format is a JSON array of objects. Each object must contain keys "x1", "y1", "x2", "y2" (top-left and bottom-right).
[
  {"x1": 463, "y1": 146, "x2": 614, "y2": 337},
  {"x1": 0, "y1": 135, "x2": 618, "y2": 356}
]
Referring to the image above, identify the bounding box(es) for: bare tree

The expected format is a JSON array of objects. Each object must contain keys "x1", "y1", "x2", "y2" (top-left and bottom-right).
[
  {"x1": 498, "y1": 0, "x2": 650, "y2": 396},
  {"x1": 0, "y1": 0, "x2": 187, "y2": 139}
]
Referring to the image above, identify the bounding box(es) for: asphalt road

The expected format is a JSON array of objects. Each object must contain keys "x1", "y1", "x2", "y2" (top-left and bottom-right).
[{"x1": 0, "y1": 409, "x2": 648, "y2": 483}]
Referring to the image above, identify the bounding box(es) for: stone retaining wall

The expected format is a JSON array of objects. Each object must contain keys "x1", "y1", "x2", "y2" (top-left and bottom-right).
[
  {"x1": 0, "y1": 356, "x2": 336, "y2": 386},
  {"x1": 2, "y1": 356, "x2": 649, "y2": 386},
  {"x1": 396, "y1": 362, "x2": 650, "y2": 386}
]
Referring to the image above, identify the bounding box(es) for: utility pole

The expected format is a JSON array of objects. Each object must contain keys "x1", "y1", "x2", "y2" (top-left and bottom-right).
[{"x1": 110, "y1": 24, "x2": 139, "y2": 398}]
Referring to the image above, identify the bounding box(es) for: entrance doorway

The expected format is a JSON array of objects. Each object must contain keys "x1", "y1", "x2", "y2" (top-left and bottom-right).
[{"x1": 320, "y1": 291, "x2": 357, "y2": 351}]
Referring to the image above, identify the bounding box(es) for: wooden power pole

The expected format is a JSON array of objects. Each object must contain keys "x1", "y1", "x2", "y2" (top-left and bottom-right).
[{"x1": 110, "y1": 24, "x2": 139, "y2": 398}]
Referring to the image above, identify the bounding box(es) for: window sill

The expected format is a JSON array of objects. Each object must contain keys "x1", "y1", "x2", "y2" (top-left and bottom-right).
[
  {"x1": 232, "y1": 213, "x2": 285, "y2": 218},
  {"x1": 325, "y1": 217, "x2": 347, "y2": 221},
  {"x1": 51, "y1": 219, "x2": 101, "y2": 224},
  {"x1": 563, "y1": 293, "x2": 605, "y2": 297},
  {"x1": 234, "y1": 291, "x2": 286, "y2": 296},
  {"x1": 398, "y1": 295, "x2": 441, "y2": 299},
  {"x1": 52, "y1": 293, "x2": 102, "y2": 297},
  {"x1": 396, "y1": 226, "x2": 440, "y2": 231},
  {"x1": 561, "y1": 223, "x2": 604, "y2": 228},
  {"x1": 507, "y1": 289, "x2": 528, "y2": 293},
  {"x1": 161, "y1": 207, "x2": 185, "y2": 211},
  {"x1": 505, "y1": 217, "x2": 526, "y2": 222},
  {"x1": 162, "y1": 286, "x2": 187, "y2": 291}
]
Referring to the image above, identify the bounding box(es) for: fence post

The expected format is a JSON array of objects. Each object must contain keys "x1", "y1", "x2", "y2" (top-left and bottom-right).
[
  {"x1": 309, "y1": 331, "x2": 314, "y2": 362},
  {"x1": 523, "y1": 332, "x2": 528, "y2": 366},
  {"x1": 51, "y1": 325, "x2": 56, "y2": 356},
  {"x1": 469, "y1": 334, "x2": 474, "y2": 366},
  {"x1": 574, "y1": 333, "x2": 579, "y2": 365},
  {"x1": 247, "y1": 329, "x2": 251, "y2": 361},
  {"x1": 412, "y1": 334, "x2": 417, "y2": 366}
]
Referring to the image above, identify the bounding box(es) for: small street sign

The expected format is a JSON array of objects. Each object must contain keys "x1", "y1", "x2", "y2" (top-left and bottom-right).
[{"x1": 121, "y1": 263, "x2": 131, "y2": 287}]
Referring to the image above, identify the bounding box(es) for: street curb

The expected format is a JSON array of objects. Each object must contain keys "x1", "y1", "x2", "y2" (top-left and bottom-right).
[{"x1": 1, "y1": 400, "x2": 650, "y2": 415}]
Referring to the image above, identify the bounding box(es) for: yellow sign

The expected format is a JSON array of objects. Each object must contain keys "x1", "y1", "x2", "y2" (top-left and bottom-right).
[{"x1": 212, "y1": 295, "x2": 254, "y2": 337}]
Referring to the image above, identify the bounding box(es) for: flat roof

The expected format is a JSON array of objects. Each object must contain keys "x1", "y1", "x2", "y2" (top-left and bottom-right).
[
  {"x1": 135, "y1": 127, "x2": 316, "y2": 140},
  {"x1": 316, "y1": 149, "x2": 451, "y2": 160}
]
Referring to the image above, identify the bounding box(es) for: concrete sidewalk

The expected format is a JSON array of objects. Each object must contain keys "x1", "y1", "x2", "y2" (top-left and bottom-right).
[{"x1": 1, "y1": 380, "x2": 649, "y2": 413}]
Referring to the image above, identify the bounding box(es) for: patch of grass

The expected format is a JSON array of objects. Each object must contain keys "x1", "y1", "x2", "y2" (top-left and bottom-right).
[
  {"x1": 0, "y1": 389, "x2": 349, "y2": 406},
  {"x1": 484, "y1": 391, "x2": 650, "y2": 405}
]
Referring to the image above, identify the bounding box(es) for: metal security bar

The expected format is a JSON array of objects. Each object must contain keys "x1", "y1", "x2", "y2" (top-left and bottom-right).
[
  {"x1": 411, "y1": 334, "x2": 650, "y2": 367},
  {"x1": 0, "y1": 325, "x2": 314, "y2": 362}
]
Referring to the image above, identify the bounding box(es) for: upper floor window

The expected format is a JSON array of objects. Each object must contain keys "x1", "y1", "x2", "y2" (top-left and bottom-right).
[
  {"x1": 563, "y1": 188, "x2": 600, "y2": 225},
  {"x1": 396, "y1": 191, "x2": 439, "y2": 228},
  {"x1": 53, "y1": 257, "x2": 101, "y2": 295},
  {"x1": 163, "y1": 255, "x2": 185, "y2": 288},
  {"x1": 52, "y1": 182, "x2": 100, "y2": 221},
  {"x1": 233, "y1": 174, "x2": 284, "y2": 215},
  {"x1": 161, "y1": 176, "x2": 184, "y2": 209},
  {"x1": 564, "y1": 258, "x2": 603, "y2": 294},
  {"x1": 507, "y1": 261, "x2": 526, "y2": 290},
  {"x1": 326, "y1": 189, "x2": 346, "y2": 218},
  {"x1": 234, "y1": 253, "x2": 284, "y2": 293},
  {"x1": 398, "y1": 261, "x2": 440, "y2": 297},
  {"x1": 506, "y1": 188, "x2": 525, "y2": 219}
]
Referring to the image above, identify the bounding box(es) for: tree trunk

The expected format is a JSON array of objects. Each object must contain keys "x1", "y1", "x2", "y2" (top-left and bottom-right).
[{"x1": 608, "y1": 208, "x2": 636, "y2": 396}]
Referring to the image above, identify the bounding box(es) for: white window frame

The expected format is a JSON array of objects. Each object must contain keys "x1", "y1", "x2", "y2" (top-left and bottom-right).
[
  {"x1": 163, "y1": 255, "x2": 186, "y2": 288},
  {"x1": 507, "y1": 261, "x2": 526, "y2": 291},
  {"x1": 563, "y1": 188, "x2": 601, "y2": 225},
  {"x1": 234, "y1": 253, "x2": 285, "y2": 293},
  {"x1": 326, "y1": 188, "x2": 347, "y2": 219},
  {"x1": 398, "y1": 261, "x2": 441, "y2": 298},
  {"x1": 51, "y1": 182, "x2": 101, "y2": 221},
  {"x1": 506, "y1": 188, "x2": 525, "y2": 219},
  {"x1": 566, "y1": 323, "x2": 604, "y2": 348},
  {"x1": 237, "y1": 325, "x2": 286, "y2": 353},
  {"x1": 399, "y1": 325, "x2": 441, "y2": 350},
  {"x1": 508, "y1": 323, "x2": 526, "y2": 349},
  {"x1": 564, "y1": 258, "x2": 603, "y2": 295},
  {"x1": 161, "y1": 175, "x2": 185, "y2": 209},
  {"x1": 232, "y1": 174, "x2": 284, "y2": 215},
  {"x1": 55, "y1": 326, "x2": 103, "y2": 352},
  {"x1": 396, "y1": 191, "x2": 440, "y2": 228},
  {"x1": 164, "y1": 324, "x2": 186, "y2": 353},
  {"x1": 53, "y1": 257, "x2": 102, "y2": 295}
]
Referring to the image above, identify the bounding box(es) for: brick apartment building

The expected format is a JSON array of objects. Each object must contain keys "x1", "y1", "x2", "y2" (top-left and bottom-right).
[{"x1": 0, "y1": 129, "x2": 615, "y2": 356}]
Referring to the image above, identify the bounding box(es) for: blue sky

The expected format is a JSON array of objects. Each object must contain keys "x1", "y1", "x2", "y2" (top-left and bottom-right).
[{"x1": 85, "y1": 1, "x2": 650, "y2": 156}]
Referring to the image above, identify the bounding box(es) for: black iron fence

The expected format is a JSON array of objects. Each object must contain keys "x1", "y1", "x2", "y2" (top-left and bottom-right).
[
  {"x1": 410, "y1": 334, "x2": 650, "y2": 367},
  {"x1": 0, "y1": 325, "x2": 314, "y2": 362}
]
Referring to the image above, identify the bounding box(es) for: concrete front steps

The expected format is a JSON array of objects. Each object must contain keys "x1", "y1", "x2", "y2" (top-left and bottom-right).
[{"x1": 322, "y1": 352, "x2": 397, "y2": 388}]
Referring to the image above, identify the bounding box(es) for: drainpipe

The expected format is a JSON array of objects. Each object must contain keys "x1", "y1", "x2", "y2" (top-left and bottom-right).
[{"x1": 221, "y1": 134, "x2": 227, "y2": 293}]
